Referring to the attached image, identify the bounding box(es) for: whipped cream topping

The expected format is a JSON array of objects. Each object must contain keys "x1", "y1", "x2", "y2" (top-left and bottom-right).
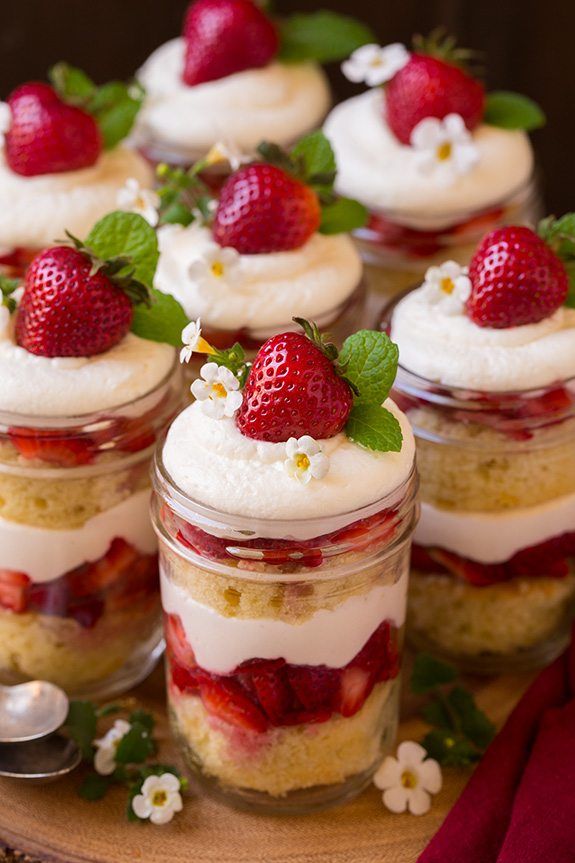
[
  {"x1": 162, "y1": 399, "x2": 415, "y2": 522},
  {"x1": 155, "y1": 224, "x2": 362, "y2": 332},
  {"x1": 161, "y1": 567, "x2": 408, "y2": 673},
  {"x1": 416, "y1": 492, "x2": 575, "y2": 564},
  {"x1": 0, "y1": 314, "x2": 175, "y2": 416},
  {"x1": 136, "y1": 39, "x2": 331, "y2": 154},
  {"x1": 0, "y1": 147, "x2": 153, "y2": 249},
  {"x1": 391, "y1": 286, "x2": 575, "y2": 391},
  {"x1": 0, "y1": 490, "x2": 157, "y2": 583},
  {"x1": 323, "y1": 90, "x2": 534, "y2": 229}
]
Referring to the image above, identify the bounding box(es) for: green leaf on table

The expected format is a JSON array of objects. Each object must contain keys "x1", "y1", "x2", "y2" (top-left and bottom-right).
[
  {"x1": 278, "y1": 11, "x2": 375, "y2": 63},
  {"x1": 115, "y1": 721, "x2": 156, "y2": 765},
  {"x1": 78, "y1": 772, "x2": 112, "y2": 801},
  {"x1": 131, "y1": 287, "x2": 189, "y2": 347},
  {"x1": 345, "y1": 403, "x2": 403, "y2": 453},
  {"x1": 339, "y1": 331, "x2": 399, "y2": 404},
  {"x1": 410, "y1": 653, "x2": 458, "y2": 695},
  {"x1": 422, "y1": 728, "x2": 481, "y2": 767},
  {"x1": 484, "y1": 91, "x2": 546, "y2": 131},
  {"x1": 128, "y1": 709, "x2": 155, "y2": 735},
  {"x1": 319, "y1": 197, "x2": 368, "y2": 234},
  {"x1": 447, "y1": 686, "x2": 496, "y2": 750},
  {"x1": 65, "y1": 701, "x2": 98, "y2": 760},
  {"x1": 85, "y1": 212, "x2": 159, "y2": 288}
]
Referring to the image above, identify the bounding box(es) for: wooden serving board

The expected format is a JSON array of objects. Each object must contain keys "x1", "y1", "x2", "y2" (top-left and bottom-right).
[{"x1": 0, "y1": 663, "x2": 533, "y2": 863}]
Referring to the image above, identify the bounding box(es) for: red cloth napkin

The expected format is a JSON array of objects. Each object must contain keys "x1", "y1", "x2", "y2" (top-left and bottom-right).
[{"x1": 418, "y1": 633, "x2": 575, "y2": 863}]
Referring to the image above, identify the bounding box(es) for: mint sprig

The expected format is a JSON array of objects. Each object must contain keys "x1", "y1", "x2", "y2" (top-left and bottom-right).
[
  {"x1": 410, "y1": 654, "x2": 496, "y2": 767},
  {"x1": 156, "y1": 162, "x2": 215, "y2": 228},
  {"x1": 278, "y1": 11, "x2": 375, "y2": 63},
  {"x1": 538, "y1": 213, "x2": 575, "y2": 307},
  {"x1": 0, "y1": 275, "x2": 20, "y2": 313},
  {"x1": 484, "y1": 91, "x2": 546, "y2": 131},
  {"x1": 49, "y1": 63, "x2": 144, "y2": 149}
]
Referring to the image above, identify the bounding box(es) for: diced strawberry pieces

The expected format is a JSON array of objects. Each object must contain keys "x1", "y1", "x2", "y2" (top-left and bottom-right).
[
  {"x1": 164, "y1": 613, "x2": 197, "y2": 669},
  {"x1": 171, "y1": 659, "x2": 209, "y2": 693},
  {"x1": 65, "y1": 596, "x2": 105, "y2": 629},
  {"x1": 200, "y1": 678, "x2": 269, "y2": 733},
  {"x1": 250, "y1": 667, "x2": 294, "y2": 723},
  {"x1": 0, "y1": 569, "x2": 30, "y2": 612},
  {"x1": 67, "y1": 539, "x2": 139, "y2": 597},
  {"x1": 8, "y1": 428, "x2": 95, "y2": 467},
  {"x1": 236, "y1": 657, "x2": 286, "y2": 675},
  {"x1": 337, "y1": 666, "x2": 372, "y2": 718},
  {"x1": 287, "y1": 665, "x2": 340, "y2": 712},
  {"x1": 280, "y1": 708, "x2": 333, "y2": 726}
]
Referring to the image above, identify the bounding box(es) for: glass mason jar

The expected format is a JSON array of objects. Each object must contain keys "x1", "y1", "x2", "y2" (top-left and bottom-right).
[
  {"x1": 152, "y1": 450, "x2": 418, "y2": 813},
  {"x1": 0, "y1": 360, "x2": 182, "y2": 698},
  {"x1": 386, "y1": 348, "x2": 575, "y2": 674},
  {"x1": 359, "y1": 173, "x2": 542, "y2": 298}
]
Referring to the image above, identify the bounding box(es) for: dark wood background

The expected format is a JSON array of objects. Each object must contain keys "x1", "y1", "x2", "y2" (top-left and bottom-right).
[{"x1": 1, "y1": 0, "x2": 573, "y2": 213}]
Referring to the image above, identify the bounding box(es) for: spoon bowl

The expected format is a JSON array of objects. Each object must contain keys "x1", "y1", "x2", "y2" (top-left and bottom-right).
[
  {"x1": 0, "y1": 681, "x2": 69, "y2": 743},
  {"x1": 0, "y1": 734, "x2": 81, "y2": 784}
]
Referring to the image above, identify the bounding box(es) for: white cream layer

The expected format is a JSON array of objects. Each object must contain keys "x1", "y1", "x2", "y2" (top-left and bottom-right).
[
  {"x1": 161, "y1": 566, "x2": 407, "y2": 673},
  {"x1": 0, "y1": 313, "x2": 175, "y2": 416},
  {"x1": 323, "y1": 90, "x2": 533, "y2": 230},
  {"x1": 391, "y1": 286, "x2": 575, "y2": 391},
  {"x1": 163, "y1": 399, "x2": 415, "y2": 523},
  {"x1": 136, "y1": 39, "x2": 331, "y2": 154},
  {"x1": 416, "y1": 493, "x2": 575, "y2": 563},
  {"x1": 0, "y1": 147, "x2": 153, "y2": 250},
  {"x1": 155, "y1": 224, "x2": 362, "y2": 332},
  {"x1": 0, "y1": 490, "x2": 157, "y2": 582}
]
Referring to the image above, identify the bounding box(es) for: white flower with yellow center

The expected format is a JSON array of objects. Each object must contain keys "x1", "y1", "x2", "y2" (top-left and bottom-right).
[
  {"x1": 374, "y1": 741, "x2": 442, "y2": 815},
  {"x1": 131, "y1": 773, "x2": 183, "y2": 825},
  {"x1": 191, "y1": 362, "x2": 243, "y2": 419},
  {"x1": 93, "y1": 719, "x2": 131, "y2": 776},
  {"x1": 180, "y1": 319, "x2": 214, "y2": 364},
  {"x1": 0, "y1": 102, "x2": 11, "y2": 147},
  {"x1": 284, "y1": 436, "x2": 330, "y2": 484},
  {"x1": 342, "y1": 43, "x2": 410, "y2": 87},
  {"x1": 205, "y1": 139, "x2": 249, "y2": 171},
  {"x1": 116, "y1": 178, "x2": 160, "y2": 226},
  {"x1": 188, "y1": 244, "x2": 243, "y2": 292},
  {"x1": 421, "y1": 260, "x2": 472, "y2": 314},
  {"x1": 410, "y1": 114, "x2": 479, "y2": 184}
]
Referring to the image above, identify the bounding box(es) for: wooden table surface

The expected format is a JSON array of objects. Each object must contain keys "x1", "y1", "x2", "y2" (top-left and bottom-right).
[{"x1": 0, "y1": 663, "x2": 533, "y2": 863}]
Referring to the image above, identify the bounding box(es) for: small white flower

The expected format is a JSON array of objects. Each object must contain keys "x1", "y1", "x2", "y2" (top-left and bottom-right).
[
  {"x1": 205, "y1": 139, "x2": 249, "y2": 171},
  {"x1": 117, "y1": 178, "x2": 160, "y2": 226},
  {"x1": 375, "y1": 741, "x2": 442, "y2": 816},
  {"x1": 93, "y1": 719, "x2": 131, "y2": 776},
  {"x1": 284, "y1": 436, "x2": 330, "y2": 485},
  {"x1": 188, "y1": 244, "x2": 243, "y2": 292},
  {"x1": 191, "y1": 362, "x2": 243, "y2": 419},
  {"x1": 131, "y1": 773, "x2": 183, "y2": 825},
  {"x1": 410, "y1": 114, "x2": 479, "y2": 184},
  {"x1": 180, "y1": 318, "x2": 214, "y2": 364},
  {"x1": 0, "y1": 102, "x2": 11, "y2": 146},
  {"x1": 421, "y1": 260, "x2": 472, "y2": 314},
  {"x1": 342, "y1": 43, "x2": 410, "y2": 87}
]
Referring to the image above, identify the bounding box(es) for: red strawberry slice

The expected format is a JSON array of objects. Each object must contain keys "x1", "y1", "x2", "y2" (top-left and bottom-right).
[
  {"x1": 337, "y1": 666, "x2": 372, "y2": 718},
  {"x1": 171, "y1": 659, "x2": 209, "y2": 693},
  {"x1": 5, "y1": 82, "x2": 101, "y2": 177},
  {"x1": 200, "y1": 678, "x2": 269, "y2": 732},
  {"x1": 182, "y1": 0, "x2": 279, "y2": 86},
  {"x1": 385, "y1": 53, "x2": 485, "y2": 145},
  {"x1": 467, "y1": 226, "x2": 569, "y2": 328},
  {"x1": 68, "y1": 539, "x2": 139, "y2": 597},
  {"x1": 287, "y1": 666, "x2": 340, "y2": 712},
  {"x1": 8, "y1": 428, "x2": 96, "y2": 467},
  {"x1": 0, "y1": 570, "x2": 30, "y2": 613},
  {"x1": 165, "y1": 613, "x2": 197, "y2": 669},
  {"x1": 250, "y1": 667, "x2": 293, "y2": 722},
  {"x1": 236, "y1": 331, "x2": 354, "y2": 442},
  {"x1": 281, "y1": 708, "x2": 332, "y2": 726},
  {"x1": 429, "y1": 548, "x2": 508, "y2": 587},
  {"x1": 16, "y1": 246, "x2": 134, "y2": 358},
  {"x1": 213, "y1": 163, "x2": 321, "y2": 254}
]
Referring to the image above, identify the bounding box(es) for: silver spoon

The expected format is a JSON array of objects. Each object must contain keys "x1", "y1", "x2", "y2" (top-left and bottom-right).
[
  {"x1": 0, "y1": 734, "x2": 81, "y2": 784},
  {"x1": 0, "y1": 681, "x2": 69, "y2": 743}
]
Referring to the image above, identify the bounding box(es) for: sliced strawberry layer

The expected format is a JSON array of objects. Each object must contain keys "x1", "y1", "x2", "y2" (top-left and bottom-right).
[
  {"x1": 413, "y1": 531, "x2": 575, "y2": 587},
  {"x1": 167, "y1": 614, "x2": 400, "y2": 732},
  {"x1": 0, "y1": 539, "x2": 158, "y2": 627}
]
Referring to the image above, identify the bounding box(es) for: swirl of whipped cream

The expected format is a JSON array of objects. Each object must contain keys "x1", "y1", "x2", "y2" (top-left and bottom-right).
[
  {"x1": 391, "y1": 286, "x2": 575, "y2": 391},
  {"x1": 135, "y1": 39, "x2": 331, "y2": 155},
  {"x1": 155, "y1": 224, "x2": 362, "y2": 332},
  {"x1": 0, "y1": 313, "x2": 175, "y2": 416},
  {"x1": 162, "y1": 399, "x2": 415, "y2": 522},
  {"x1": 0, "y1": 147, "x2": 153, "y2": 250},
  {"x1": 323, "y1": 90, "x2": 534, "y2": 230}
]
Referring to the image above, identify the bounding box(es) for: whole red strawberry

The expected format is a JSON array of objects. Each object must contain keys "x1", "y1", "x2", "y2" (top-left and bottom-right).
[
  {"x1": 16, "y1": 246, "x2": 133, "y2": 357},
  {"x1": 182, "y1": 0, "x2": 279, "y2": 86},
  {"x1": 213, "y1": 163, "x2": 321, "y2": 253},
  {"x1": 466, "y1": 226, "x2": 569, "y2": 328},
  {"x1": 5, "y1": 82, "x2": 102, "y2": 177},
  {"x1": 385, "y1": 53, "x2": 485, "y2": 145},
  {"x1": 236, "y1": 330, "x2": 353, "y2": 442}
]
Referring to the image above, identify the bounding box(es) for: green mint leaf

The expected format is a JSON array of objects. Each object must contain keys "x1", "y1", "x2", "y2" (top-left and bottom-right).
[
  {"x1": 85, "y1": 212, "x2": 158, "y2": 288},
  {"x1": 78, "y1": 772, "x2": 112, "y2": 801},
  {"x1": 422, "y1": 728, "x2": 480, "y2": 767},
  {"x1": 537, "y1": 214, "x2": 575, "y2": 307},
  {"x1": 410, "y1": 653, "x2": 458, "y2": 695},
  {"x1": 345, "y1": 403, "x2": 403, "y2": 452},
  {"x1": 256, "y1": 141, "x2": 297, "y2": 176},
  {"x1": 131, "y1": 287, "x2": 189, "y2": 347},
  {"x1": 160, "y1": 201, "x2": 196, "y2": 227},
  {"x1": 319, "y1": 197, "x2": 368, "y2": 235},
  {"x1": 128, "y1": 709, "x2": 155, "y2": 734},
  {"x1": 0, "y1": 275, "x2": 20, "y2": 313},
  {"x1": 90, "y1": 81, "x2": 144, "y2": 150},
  {"x1": 65, "y1": 701, "x2": 98, "y2": 760},
  {"x1": 447, "y1": 686, "x2": 496, "y2": 750},
  {"x1": 339, "y1": 331, "x2": 399, "y2": 405},
  {"x1": 484, "y1": 91, "x2": 546, "y2": 131},
  {"x1": 49, "y1": 63, "x2": 96, "y2": 104},
  {"x1": 421, "y1": 699, "x2": 454, "y2": 730},
  {"x1": 291, "y1": 131, "x2": 336, "y2": 186},
  {"x1": 564, "y1": 262, "x2": 575, "y2": 308},
  {"x1": 115, "y1": 721, "x2": 156, "y2": 765},
  {"x1": 278, "y1": 11, "x2": 375, "y2": 63}
]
